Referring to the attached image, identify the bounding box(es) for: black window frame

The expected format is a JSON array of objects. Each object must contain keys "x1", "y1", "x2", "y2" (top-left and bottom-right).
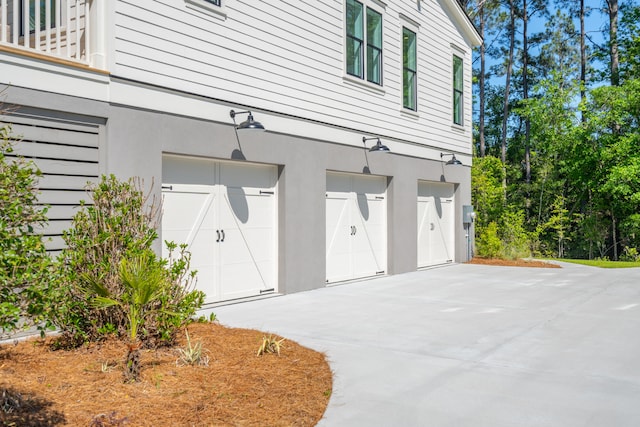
[
  {"x1": 345, "y1": 0, "x2": 383, "y2": 86},
  {"x1": 453, "y1": 55, "x2": 464, "y2": 126},
  {"x1": 402, "y1": 27, "x2": 417, "y2": 111}
]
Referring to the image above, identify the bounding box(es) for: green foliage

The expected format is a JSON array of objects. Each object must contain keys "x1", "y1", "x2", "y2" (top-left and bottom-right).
[
  {"x1": 476, "y1": 222, "x2": 502, "y2": 258},
  {"x1": 472, "y1": 155, "x2": 533, "y2": 259},
  {"x1": 0, "y1": 124, "x2": 52, "y2": 337},
  {"x1": 50, "y1": 175, "x2": 204, "y2": 347},
  {"x1": 538, "y1": 195, "x2": 571, "y2": 258},
  {"x1": 87, "y1": 251, "x2": 169, "y2": 344},
  {"x1": 620, "y1": 246, "x2": 640, "y2": 262},
  {"x1": 619, "y1": 5, "x2": 640, "y2": 82},
  {"x1": 469, "y1": 2, "x2": 640, "y2": 259},
  {"x1": 500, "y1": 209, "x2": 531, "y2": 259},
  {"x1": 555, "y1": 258, "x2": 640, "y2": 269},
  {"x1": 471, "y1": 155, "x2": 505, "y2": 230}
]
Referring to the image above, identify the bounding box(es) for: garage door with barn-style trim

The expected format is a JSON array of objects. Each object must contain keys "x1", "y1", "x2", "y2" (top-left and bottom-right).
[
  {"x1": 417, "y1": 181, "x2": 455, "y2": 267},
  {"x1": 161, "y1": 155, "x2": 277, "y2": 304},
  {"x1": 326, "y1": 172, "x2": 387, "y2": 283}
]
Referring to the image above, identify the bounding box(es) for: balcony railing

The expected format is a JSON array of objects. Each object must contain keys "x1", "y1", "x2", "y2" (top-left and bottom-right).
[{"x1": 0, "y1": 0, "x2": 94, "y2": 65}]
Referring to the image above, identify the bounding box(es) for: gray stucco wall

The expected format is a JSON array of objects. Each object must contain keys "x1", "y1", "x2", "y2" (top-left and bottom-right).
[{"x1": 3, "y1": 84, "x2": 473, "y2": 299}]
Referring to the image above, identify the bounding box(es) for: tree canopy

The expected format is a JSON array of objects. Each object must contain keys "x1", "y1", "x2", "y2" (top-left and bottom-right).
[{"x1": 468, "y1": 0, "x2": 640, "y2": 261}]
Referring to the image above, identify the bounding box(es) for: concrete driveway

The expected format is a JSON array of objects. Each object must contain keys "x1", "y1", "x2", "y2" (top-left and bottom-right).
[{"x1": 206, "y1": 263, "x2": 640, "y2": 426}]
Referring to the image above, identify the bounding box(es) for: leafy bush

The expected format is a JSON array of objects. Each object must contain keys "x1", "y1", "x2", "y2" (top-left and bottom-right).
[
  {"x1": 50, "y1": 175, "x2": 204, "y2": 347},
  {"x1": 0, "y1": 124, "x2": 52, "y2": 338},
  {"x1": 620, "y1": 246, "x2": 640, "y2": 262},
  {"x1": 476, "y1": 221, "x2": 503, "y2": 258},
  {"x1": 500, "y1": 209, "x2": 532, "y2": 259}
]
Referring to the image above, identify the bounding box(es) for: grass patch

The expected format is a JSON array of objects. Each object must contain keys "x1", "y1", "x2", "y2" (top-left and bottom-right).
[{"x1": 552, "y1": 259, "x2": 640, "y2": 268}]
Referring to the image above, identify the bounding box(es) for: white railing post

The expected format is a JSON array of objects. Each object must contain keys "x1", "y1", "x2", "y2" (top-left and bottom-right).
[
  {"x1": 1, "y1": 0, "x2": 6, "y2": 43},
  {"x1": 88, "y1": 0, "x2": 106, "y2": 69},
  {"x1": 23, "y1": 0, "x2": 30, "y2": 48},
  {"x1": 55, "y1": 0, "x2": 61, "y2": 55},
  {"x1": 74, "y1": 0, "x2": 79, "y2": 59},
  {"x1": 84, "y1": 0, "x2": 89, "y2": 61},
  {"x1": 12, "y1": 0, "x2": 18, "y2": 44},
  {"x1": 0, "y1": 0, "x2": 8, "y2": 43},
  {"x1": 65, "y1": 0, "x2": 70, "y2": 58},
  {"x1": 45, "y1": 0, "x2": 51, "y2": 52},
  {"x1": 34, "y1": 0, "x2": 40, "y2": 46}
]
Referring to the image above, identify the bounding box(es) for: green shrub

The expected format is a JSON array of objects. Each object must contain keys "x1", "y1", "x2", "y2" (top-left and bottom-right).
[
  {"x1": 0, "y1": 124, "x2": 52, "y2": 338},
  {"x1": 476, "y1": 221, "x2": 503, "y2": 258},
  {"x1": 620, "y1": 246, "x2": 640, "y2": 262},
  {"x1": 50, "y1": 175, "x2": 204, "y2": 347},
  {"x1": 500, "y1": 209, "x2": 532, "y2": 260}
]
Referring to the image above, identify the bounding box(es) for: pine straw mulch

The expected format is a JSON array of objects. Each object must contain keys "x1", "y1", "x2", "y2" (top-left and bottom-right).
[
  {"x1": 466, "y1": 257, "x2": 561, "y2": 268},
  {"x1": 0, "y1": 322, "x2": 332, "y2": 426}
]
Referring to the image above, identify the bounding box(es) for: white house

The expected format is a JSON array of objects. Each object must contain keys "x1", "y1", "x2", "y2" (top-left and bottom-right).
[{"x1": 0, "y1": 0, "x2": 481, "y2": 304}]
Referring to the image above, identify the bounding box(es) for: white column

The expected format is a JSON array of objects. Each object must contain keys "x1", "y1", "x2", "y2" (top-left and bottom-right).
[{"x1": 88, "y1": 0, "x2": 107, "y2": 69}]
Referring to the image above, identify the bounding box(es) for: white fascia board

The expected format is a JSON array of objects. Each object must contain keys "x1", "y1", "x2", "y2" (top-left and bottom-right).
[
  {"x1": 443, "y1": 0, "x2": 482, "y2": 47},
  {"x1": 110, "y1": 79, "x2": 471, "y2": 165},
  {"x1": 0, "y1": 54, "x2": 110, "y2": 102}
]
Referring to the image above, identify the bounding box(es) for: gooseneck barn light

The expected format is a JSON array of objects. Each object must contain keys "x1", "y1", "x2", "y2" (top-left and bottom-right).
[
  {"x1": 362, "y1": 136, "x2": 390, "y2": 153},
  {"x1": 440, "y1": 152, "x2": 462, "y2": 165},
  {"x1": 229, "y1": 110, "x2": 265, "y2": 131}
]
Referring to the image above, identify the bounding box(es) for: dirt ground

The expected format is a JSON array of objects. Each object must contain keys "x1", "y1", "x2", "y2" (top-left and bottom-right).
[
  {"x1": 466, "y1": 257, "x2": 561, "y2": 268},
  {"x1": 0, "y1": 322, "x2": 332, "y2": 426}
]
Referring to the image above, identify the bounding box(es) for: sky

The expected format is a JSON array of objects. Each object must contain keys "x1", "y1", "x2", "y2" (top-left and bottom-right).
[{"x1": 475, "y1": 0, "x2": 637, "y2": 88}]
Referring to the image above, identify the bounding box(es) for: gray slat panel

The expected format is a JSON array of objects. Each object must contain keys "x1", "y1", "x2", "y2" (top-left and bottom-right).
[
  {"x1": 11, "y1": 140, "x2": 99, "y2": 163},
  {"x1": 8, "y1": 123, "x2": 99, "y2": 148},
  {"x1": 32, "y1": 158, "x2": 98, "y2": 176},
  {"x1": 37, "y1": 189, "x2": 90, "y2": 205},
  {"x1": 44, "y1": 204, "x2": 85, "y2": 220},
  {"x1": 38, "y1": 174, "x2": 98, "y2": 191}
]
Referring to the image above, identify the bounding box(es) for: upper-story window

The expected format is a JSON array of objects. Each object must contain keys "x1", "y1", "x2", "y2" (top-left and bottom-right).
[
  {"x1": 453, "y1": 55, "x2": 464, "y2": 126},
  {"x1": 402, "y1": 27, "x2": 417, "y2": 111},
  {"x1": 185, "y1": 0, "x2": 226, "y2": 20},
  {"x1": 345, "y1": 0, "x2": 383, "y2": 86}
]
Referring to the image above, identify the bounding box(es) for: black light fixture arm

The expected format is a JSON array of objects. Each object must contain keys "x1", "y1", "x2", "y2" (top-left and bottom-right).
[
  {"x1": 362, "y1": 136, "x2": 391, "y2": 153},
  {"x1": 362, "y1": 136, "x2": 380, "y2": 144},
  {"x1": 440, "y1": 152, "x2": 463, "y2": 165},
  {"x1": 229, "y1": 110, "x2": 253, "y2": 120},
  {"x1": 229, "y1": 109, "x2": 265, "y2": 131}
]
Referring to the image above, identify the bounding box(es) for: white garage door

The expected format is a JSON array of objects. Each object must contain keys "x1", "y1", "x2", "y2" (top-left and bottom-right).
[
  {"x1": 417, "y1": 181, "x2": 455, "y2": 267},
  {"x1": 326, "y1": 172, "x2": 387, "y2": 283},
  {"x1": 161, "y1": 155, "x2": 277, "y2": 303}
]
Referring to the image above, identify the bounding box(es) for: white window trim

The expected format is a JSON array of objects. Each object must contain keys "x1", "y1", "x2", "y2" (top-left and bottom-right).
[
  {"x1": 451, "y1": 46, "x2": 467, "y2": 128},
  {"x1": 343, "y1": 0, "x2": 386, "y2": 88},
  {"x1": 185, "y1": 0, "x2": 227, "y2": 21},
  {"x1": 343, "y1": 73, "x2": 386, "y2": 95},
  {"x1": 400, "y1": 17, "x2": 420, "y2": 114}
]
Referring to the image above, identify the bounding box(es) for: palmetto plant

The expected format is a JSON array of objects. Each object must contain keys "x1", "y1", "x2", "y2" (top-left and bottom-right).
[{"x1": 86, "y1": 250, "x2": 171, "y2": 382}]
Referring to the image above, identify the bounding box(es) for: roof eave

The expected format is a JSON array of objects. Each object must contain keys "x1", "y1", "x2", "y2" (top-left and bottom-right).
[{"x1": 444, "y1": 0, "x2": 483, "y2": 47}]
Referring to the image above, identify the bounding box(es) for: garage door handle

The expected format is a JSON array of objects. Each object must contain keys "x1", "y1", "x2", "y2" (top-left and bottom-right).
[
  {"x1": 221, "y1": 230, "x2": 225, "y2": 242},
  {"x1": 162, "y1": 185, "x2": 173, "y2": 191},
  {"x1": 216, "y1": 230, "x2": 220, "y2": 242}
]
